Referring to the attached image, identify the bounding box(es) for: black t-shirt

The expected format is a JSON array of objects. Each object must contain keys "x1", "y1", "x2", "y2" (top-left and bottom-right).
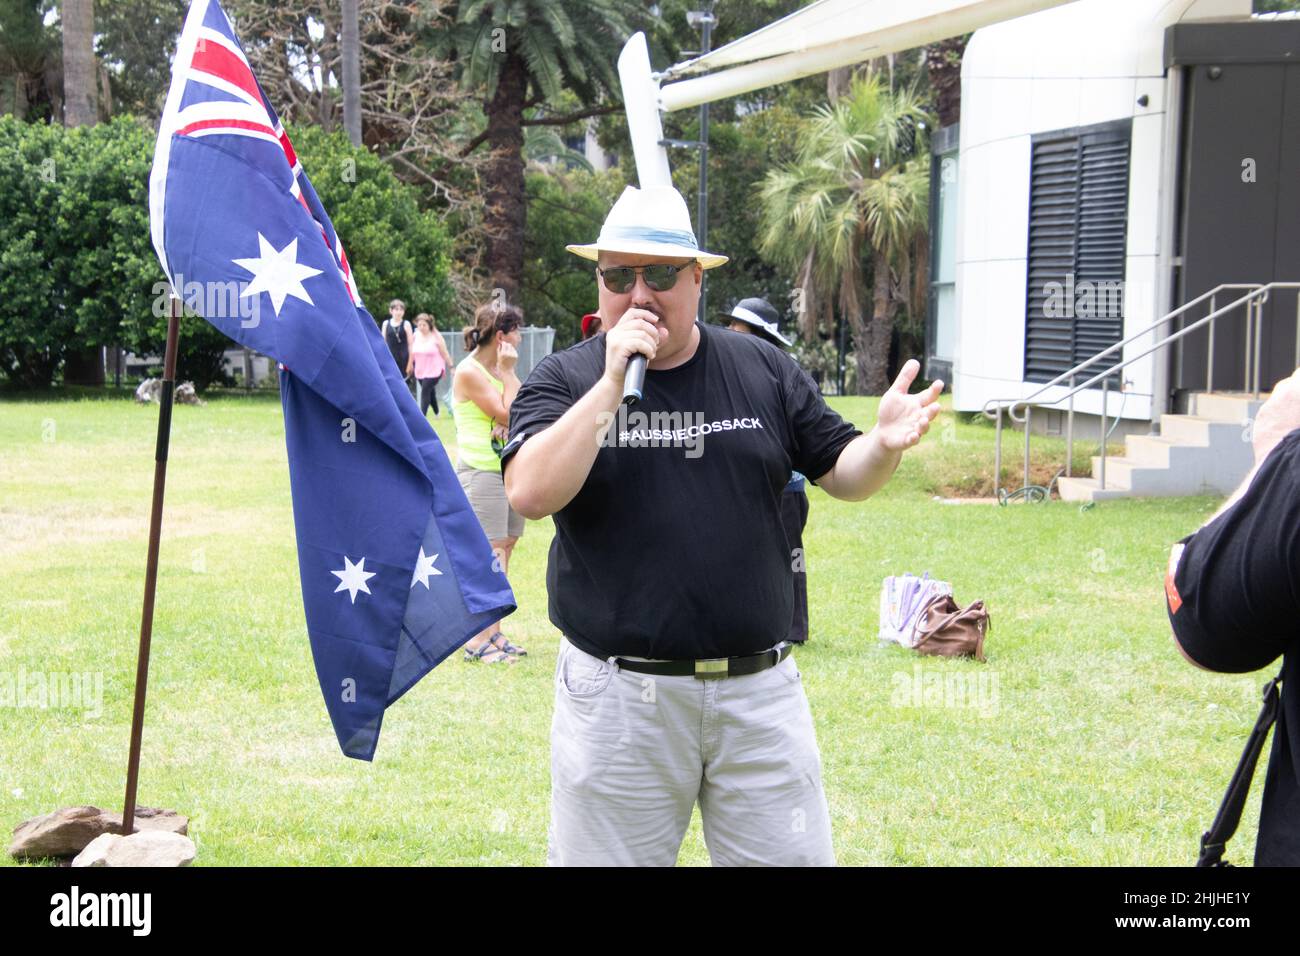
[
  {"x1": 1166, "y1": 428, "x2": 1300, "y2": 866},
  {"x1": 383, "y1": 319, "x2": 410, "y2": 368},
  {"x1": 501, "y1": 321, "x2": 861, "y2": 660}
]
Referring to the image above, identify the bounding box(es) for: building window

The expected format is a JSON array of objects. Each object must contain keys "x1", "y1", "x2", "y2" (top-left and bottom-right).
[{"x1": 1023, "y1": 119, "x2": 1130, "y2": 384}]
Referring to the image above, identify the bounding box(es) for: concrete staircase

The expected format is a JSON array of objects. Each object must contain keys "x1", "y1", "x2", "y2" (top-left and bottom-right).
[{"x1": 1056, "y1": 393, "x2": 1263, "y2": 502}]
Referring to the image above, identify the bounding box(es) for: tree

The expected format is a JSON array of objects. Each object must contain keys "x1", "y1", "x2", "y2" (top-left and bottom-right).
[
  {"x1": 0, "y1": 0, "x2": 61, "y2": 121},
  {"x1": 59, "y1": 0, "x2": 94, "y2": 125},
  {"x1": 0, "y1": 115, "x2": 234, "y2": 388},
  {"x1": 0, "y1": 116, "x2": 455, "y2": 389},
  {"x1": 924, "y1": 34, "x2": 967, "y2": 128},
  {"x1": 758, "y1": 75, "x2": 930, "y2": 395},
  {"x1": 431, "y1": 0, "x2": 640, "y2": 300},
  {"x1": 93, "y1": 0, "x2": 186, "y2": 119},
  {"x1": 521, "y1": 165, "x2": 622, "y2": 343},
  {"x1": 677, "y1": 103, "x2": 807, "y2": 326},
  {"x1": 58, "y1": 0, "x2": 104, "y2": 384},
  {"x1": 5, "y1": 1, "x2": 185, "y2": 122},
  {"x1": 230, "y1": 1, "x2": 487, "y2": 309},
  {"x1": 0, "y1": 116, "x2": 63, "y2": 385},
  {"x1": 287, "y1": 123, "x2": 456, "y2": 322}
]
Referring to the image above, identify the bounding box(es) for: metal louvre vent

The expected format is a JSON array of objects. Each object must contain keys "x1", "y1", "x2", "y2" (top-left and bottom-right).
[{"x1": 1024, "y1": 120, "x2": 1130, "y2": 384}]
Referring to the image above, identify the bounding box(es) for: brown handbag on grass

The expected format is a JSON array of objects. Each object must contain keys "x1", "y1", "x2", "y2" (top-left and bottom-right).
[{"x1": 911, "y1": 595, "x2": 990, "y2": 662}]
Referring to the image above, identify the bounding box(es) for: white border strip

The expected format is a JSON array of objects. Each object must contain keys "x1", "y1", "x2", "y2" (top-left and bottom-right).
[{"x1": 150, "y1": 0, "x2": 213, "y2": 282}]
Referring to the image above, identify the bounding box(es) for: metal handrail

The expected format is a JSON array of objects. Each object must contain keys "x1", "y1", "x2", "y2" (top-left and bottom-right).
[
  {"x1": 990, "y1": 282, "x2": 1263, "y2": 426},
  {"x1": 981, "y1": 281, "x2": 1300, "y2": 498}
]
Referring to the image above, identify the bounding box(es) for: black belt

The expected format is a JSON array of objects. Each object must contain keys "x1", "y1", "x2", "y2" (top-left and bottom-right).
[{"x1": 611, "y1": 642, "x2": 793, "y2": 680}]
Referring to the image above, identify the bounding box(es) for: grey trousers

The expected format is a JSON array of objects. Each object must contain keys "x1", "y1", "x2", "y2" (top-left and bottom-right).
[{"x1": 547, "y1": 637, "x2": 836, "y2": 866}]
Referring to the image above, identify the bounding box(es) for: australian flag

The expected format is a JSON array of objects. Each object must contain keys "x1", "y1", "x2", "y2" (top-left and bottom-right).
[{"x1": 148, "y1": 0, "x2": 515, "y2": 760}]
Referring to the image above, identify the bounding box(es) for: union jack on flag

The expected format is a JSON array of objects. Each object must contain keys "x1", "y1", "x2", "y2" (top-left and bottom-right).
[
  {"x1": 149, "y1": 0, "x2": 516, "y2": 761},
  {"x1": 149, "y1": 0, "x2": 360, "y2": 305}
]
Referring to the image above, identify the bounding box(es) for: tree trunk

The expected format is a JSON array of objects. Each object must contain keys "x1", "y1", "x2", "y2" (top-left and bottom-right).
[
  {"x1": 97, "y1": 60, "x2": 112, "y2": 118},
  {"x1": 910, "y1": 233, "x2": 929, "y2": 322},
  {"x1": 60, "y1": 0, "x2": 104, "y2": 386},
  {"x1": 341, "y1": 0, "x2": 362, "y2": 146},
  {"x1": 14, "y1": 72, "x2": 29, "y2": 118},
  {"x1": 483, "y1": 50, "x2": 527, "y2": 303},
  {"x1": 857, "y1": 251, "x2": 893, "y2": 395},
  {"x1": 316, "y1": 6, "x2": 339, "y2": 131},
  {"x1": 61, "y1": 0, "x2": 96, "y2": 127},
  {"x1": 827, "y1": 65, "x2": 851, "y2": 103},
  {"x1": 926, "y1": 35, "x2": 967, "y2": 128}
]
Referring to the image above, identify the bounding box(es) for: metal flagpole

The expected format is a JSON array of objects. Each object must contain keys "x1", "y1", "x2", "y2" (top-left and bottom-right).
[{"x1": 120, "y1": 291, "x2": 182, "y2": 835}]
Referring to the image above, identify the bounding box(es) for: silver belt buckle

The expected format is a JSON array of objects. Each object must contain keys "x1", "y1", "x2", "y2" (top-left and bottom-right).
[{"x1": 694, "y1": 658, "x2": 728, "y2": 679}]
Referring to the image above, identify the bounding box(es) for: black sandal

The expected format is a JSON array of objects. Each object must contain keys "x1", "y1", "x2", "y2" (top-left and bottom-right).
[
  {"x1": 464, "y1": 641, "x2": 515, "y2": 663},
  {"x1": 491, "y1": 632, "x2": 528, "y2": 656}
]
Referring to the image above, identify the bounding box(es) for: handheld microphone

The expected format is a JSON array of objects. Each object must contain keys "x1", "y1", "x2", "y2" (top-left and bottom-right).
[{"x1": 622, "y1": 353, "x2": 646, "y2": 405}]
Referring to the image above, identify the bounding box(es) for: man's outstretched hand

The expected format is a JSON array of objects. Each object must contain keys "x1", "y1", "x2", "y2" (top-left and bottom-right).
[
  {"x1": 816, "y1": 359, "x2": 944, "y2": 501},
  {"x1": 875, "y1": 360, "x2": 944, "y2": 452}
]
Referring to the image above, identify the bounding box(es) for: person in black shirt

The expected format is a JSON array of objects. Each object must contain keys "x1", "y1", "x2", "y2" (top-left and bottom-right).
[
  {"x1": 1167, "y1": 370, "x2": 1300, "y2": 866},
  {"x1": 502, "y1": 184, "x2": 943, "y2": 866},
  {"x1": 382, "y1": 299, "x2": 414, "y2": 393},
  {"x1": 723, "y1": 295, "x2": 812, "y2": 644}
]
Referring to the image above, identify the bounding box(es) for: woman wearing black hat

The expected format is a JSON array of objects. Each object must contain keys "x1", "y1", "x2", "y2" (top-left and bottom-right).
[{"x1": 723, "y1": 297, "x2": 810, "y2": 644}]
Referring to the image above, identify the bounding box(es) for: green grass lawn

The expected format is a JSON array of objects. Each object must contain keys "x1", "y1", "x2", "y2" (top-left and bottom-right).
[{"x1": 0, "y1": 388, "x2": 1272, "y2": 865}]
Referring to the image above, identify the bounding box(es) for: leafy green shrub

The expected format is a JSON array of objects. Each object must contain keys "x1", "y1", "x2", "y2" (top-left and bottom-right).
[
  {"x1": 287, "y1": 124, "x2": 455, "y2": 327},
  {"x1": 0, "y1": 117, "x2": 456, "y2": 389}
]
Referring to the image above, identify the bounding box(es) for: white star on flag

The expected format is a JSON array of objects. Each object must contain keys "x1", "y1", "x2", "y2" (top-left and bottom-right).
[
  {"x1": 233, "y1": 233, "x2": 324, "y2": 316},
  {"x1": 410, "y1": 548, "x2": 442, "y2": 590},
  {"x1": 331, "y1": 555, "x2": 376, "y2": 604}
]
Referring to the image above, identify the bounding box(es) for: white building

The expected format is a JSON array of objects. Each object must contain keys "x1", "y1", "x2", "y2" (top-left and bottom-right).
[{"x1": 945, "y1": 0, "x2": 1297, "y2": 429}]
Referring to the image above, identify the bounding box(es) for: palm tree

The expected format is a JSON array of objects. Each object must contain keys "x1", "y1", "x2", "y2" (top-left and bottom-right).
[
  {"x1": 523, "y1": 125, "x2": 593, "y2": 173},
  {"x1": 758, "y1": 75, "x2": 930, "y2": 395},
  {"x1": 60, "y1": 0, "x2": 96, "y2": 126},
  {"x1": 431, "y1": 0, "x2": 637, "y2": 300}
]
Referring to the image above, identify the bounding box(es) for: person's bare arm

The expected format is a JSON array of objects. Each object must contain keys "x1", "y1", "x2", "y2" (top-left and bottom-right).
[
  {"x1": 505, "y1": 310, "x2": 662, "y2": 520},
  {"x1": 461, "y1": 349, "x2": 520, "y2": 423},
  {"x1": 815, "y1": 430, "x2": 905, "y2": 502},
  {"x1": 817, "y1": 360, "x2": 944, "y2": 501}
]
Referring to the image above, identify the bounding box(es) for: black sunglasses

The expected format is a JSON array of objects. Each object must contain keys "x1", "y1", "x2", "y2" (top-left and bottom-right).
[{"x1": 597, "y1": 263, "x2": 686, "y2": 294}]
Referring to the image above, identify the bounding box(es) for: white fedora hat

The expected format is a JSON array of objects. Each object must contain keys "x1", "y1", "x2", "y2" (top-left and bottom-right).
[{"x1": 566, "y1": 185, "x2": 728, "y2": 269}]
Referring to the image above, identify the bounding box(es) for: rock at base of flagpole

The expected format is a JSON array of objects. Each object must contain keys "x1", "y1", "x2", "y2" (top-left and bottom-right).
[
  {"x1": 9, "y1": 805, "x2": 189, "y2": 861},
  {"x1": 70, "y1": 833, "x2": 120, "y2": 867},
  {"x1": 72, "y1": 830, "x2": 195, "y2": 867}
]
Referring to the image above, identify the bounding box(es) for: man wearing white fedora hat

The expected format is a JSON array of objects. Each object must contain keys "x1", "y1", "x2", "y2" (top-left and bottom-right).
[{"x1": 502, "y1": 184, "x2": 943, "y2": 866}]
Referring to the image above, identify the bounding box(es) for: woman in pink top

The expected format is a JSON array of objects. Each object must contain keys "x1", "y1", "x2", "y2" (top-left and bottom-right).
[{"x1": 411, "y1": 313, "x2": 452, "y2": 417}]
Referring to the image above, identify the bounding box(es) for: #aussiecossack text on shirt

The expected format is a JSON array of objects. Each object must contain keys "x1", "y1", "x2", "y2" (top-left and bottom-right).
[{"x1": 501, "y1": 321, "x2": 860, "y2": 661}]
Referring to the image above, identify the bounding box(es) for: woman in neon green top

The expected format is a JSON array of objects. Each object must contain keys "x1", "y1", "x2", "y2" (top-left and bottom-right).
[{"x1": 453, "y1": 302, "x2": 526, "y2": 663}]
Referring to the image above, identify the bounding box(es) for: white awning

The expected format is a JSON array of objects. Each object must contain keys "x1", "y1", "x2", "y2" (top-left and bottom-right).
[
  {"x1": 658, "y1": 0, "x2": 1079, "y2": 111},
  {"x1": 665, "y1": 0, "x2": 894, "y2": 77}
]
